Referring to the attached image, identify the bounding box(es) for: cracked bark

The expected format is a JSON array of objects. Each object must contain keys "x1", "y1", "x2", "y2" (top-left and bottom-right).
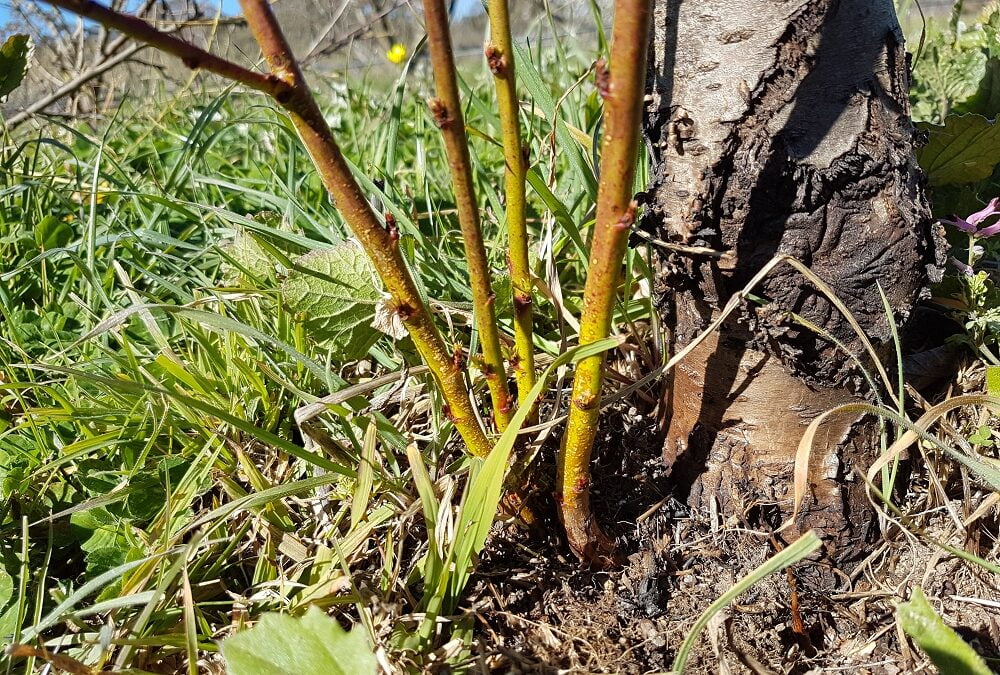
[{"x1": 644, "y1": 0, "x2": 944, "y2": 564}]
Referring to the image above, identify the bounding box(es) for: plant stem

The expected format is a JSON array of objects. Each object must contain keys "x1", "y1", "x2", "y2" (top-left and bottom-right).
[
  {"x1": 423, "y1": 0, "x2": 513, "y2": 431},
  {"x1": 236, "y1": 0, "x2": 492, "y2": 457},
  {"x1": 43, "y1": 0, "x2": 494, "y2": 458},
  {"x1": 486, "y1": 0, "x2": 536, "y2": 417},
  {"x1": 557, "y1": 0, "x2": 652, "y2": 566}
]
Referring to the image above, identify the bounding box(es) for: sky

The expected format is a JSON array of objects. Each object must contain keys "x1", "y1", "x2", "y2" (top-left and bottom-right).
[
  {"x1": 1, "y1": 0, "x2": 485, "y2": 30},
  {"x1": 1, "y1": 0, "x2": 240, "y2": 27}
]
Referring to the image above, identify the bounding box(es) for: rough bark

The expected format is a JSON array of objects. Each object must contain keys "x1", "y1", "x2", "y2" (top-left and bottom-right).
[{"x1": 644, "y1": 0, "x2": 944, "y2": 563}]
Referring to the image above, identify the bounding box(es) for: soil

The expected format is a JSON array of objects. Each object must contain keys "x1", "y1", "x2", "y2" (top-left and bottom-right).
[{"x1": 465, "y1": 398, "x2": 1000, "y2": 674}]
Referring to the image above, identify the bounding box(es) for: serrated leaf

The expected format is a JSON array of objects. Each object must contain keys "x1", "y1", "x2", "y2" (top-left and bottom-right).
[
  {"x1": 220, "y1": 606, "x2": 377, "y2": 675},
  {"x1": 0, "y1": 34, "x2": 31, "y2": 99},
  {"x1": 897, "y1": 587, "x2": 992, "y2": 675},
  {"x1": 282, "y1": 242, "x2": 381, "y2": 361},
  {"x1": 917, "y1": 115, "x2": 1000, "y2": 186},
  {"x1": 955, "y1": 58, "x2": 1000, "y2": 119}
]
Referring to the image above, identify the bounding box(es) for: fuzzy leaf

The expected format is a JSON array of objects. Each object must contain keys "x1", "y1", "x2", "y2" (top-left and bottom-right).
[
  {"x1": 282, "y1": 243, "x2": 381, "y2": 361},
  {"x1": 222, "y1": 212, "x2": 302, "y2": 286},
  {"x1": 0, "y1": 34, "x2": 31, "y2": 99},
  {"x1": 897, "y1": 587, "x2": 992, "y2": 675},
  {"x1": 224, "y1": 228, "x2": 277, "y2": 285},
  {"x1": 917, "y1": 114, "x2": 1000, "y2": 186},
  {"x1": 220, "y1": 606, "x2": 377, "y2": 675}
]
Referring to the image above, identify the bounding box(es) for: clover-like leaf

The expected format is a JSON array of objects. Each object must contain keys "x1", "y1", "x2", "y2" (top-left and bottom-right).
[
  {"x1": 220, "y1": 606, "x2": 377, "y2": 675},
  {"x1": 0, "y1": 34, "x2": 31, "y2": 99},
  {"x1": 282, "y1": 242, "x2": 382, "y2": 361}
]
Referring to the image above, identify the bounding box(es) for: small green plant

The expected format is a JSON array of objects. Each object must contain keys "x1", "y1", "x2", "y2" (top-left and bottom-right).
[
  {"x1": 937, "y1": 199, "x2": 1000, "y2": 364},
  {"x1": 908, "y1": 7, "x2": 1000, "y2": 371},
  {"x1": 220, "y1": 605, "x2": 378, "y2": 674}
]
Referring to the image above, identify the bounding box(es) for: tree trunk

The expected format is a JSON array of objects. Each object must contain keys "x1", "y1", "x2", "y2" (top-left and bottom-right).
[{"x1": 644, "y1": 0, "x2": 944, "y2": 563}]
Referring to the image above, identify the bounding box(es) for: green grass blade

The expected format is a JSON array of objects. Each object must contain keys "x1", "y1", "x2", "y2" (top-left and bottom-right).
[
  {"x1": 897, "y1": 587, "x2": 992, "y2": 675},
  {"x1": 670, "y1": 531, "x2": 822, "y2": 674}
]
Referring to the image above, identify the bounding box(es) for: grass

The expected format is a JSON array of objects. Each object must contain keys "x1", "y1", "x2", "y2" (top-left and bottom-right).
[{"x1": 0, "y1": 35, "x2": 657, "y2": 671}]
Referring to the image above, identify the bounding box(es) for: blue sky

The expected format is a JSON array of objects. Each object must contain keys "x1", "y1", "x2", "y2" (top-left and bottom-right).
[
  {"x1": 1, "y1": 0, "x2": 241, "y2": 26},
  {"x1": 2, "y1": 0, "x2": 484, "y2": 30}
]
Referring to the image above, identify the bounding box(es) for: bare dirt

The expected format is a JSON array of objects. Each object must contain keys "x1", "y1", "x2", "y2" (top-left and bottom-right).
[{"x1": 466, "y1": 398, "x2": 1000, "y2": 674}]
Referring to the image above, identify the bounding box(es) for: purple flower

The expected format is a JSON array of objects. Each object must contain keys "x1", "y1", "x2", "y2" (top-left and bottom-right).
[
  {"x1": 977, "y1": 221, "x2": 1000, "y2": 237},
  {"x1": 950, "y1": 257, "x2": 975, "y2": 276},
  {"x1": 943, "y1": 197, "x2": 1000, "y2": 237},
  {"x1": 945, "y1": 215, "x2": 978, "y2": 233},
  {"x1": 966, "y1": 197, "x2": 1000, "y2": 226}
]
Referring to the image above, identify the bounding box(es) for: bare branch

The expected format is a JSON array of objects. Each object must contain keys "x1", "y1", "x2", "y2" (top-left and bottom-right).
[
  {"x1": 7, "y1": 42, "x2": 145, "y2": 128},
  {"x1": 41, "y1": 0, "x2": 293, "y2": 99}
]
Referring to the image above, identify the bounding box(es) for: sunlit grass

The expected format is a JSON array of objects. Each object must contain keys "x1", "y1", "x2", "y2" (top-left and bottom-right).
[{"x1": 0, "y1": 35, "x2": 653, "y2": 670}]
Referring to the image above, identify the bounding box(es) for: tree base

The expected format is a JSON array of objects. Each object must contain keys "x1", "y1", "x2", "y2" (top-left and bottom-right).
[{"x1": 663, "y1": 327, "x2": 877, "y2": 566}]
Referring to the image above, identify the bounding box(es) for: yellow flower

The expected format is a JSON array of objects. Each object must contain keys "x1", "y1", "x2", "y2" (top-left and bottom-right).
[
  {"x1": 70, "y1": 180, "x2": 113, "y2": 205},
  {"x1": 386, "y1": 43, "x2": 407, "y2": 65}
]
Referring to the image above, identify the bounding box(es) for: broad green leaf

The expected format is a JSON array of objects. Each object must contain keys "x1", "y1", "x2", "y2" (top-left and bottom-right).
[
  {"x1": 223, "y1": 227, "x2": 278, "y2": 285},
  {"x1": 0, "y1": 34, "x2": 31, "y2": 99},
  {"x1": 897, "y1": 587, "x2": 992, "y2": 675},
  {"x1": 0, "y1": 568, "x2": 11, "y2": 607},
  {"x1": 222, "y1": 212, "x2": 303, "y2": 286},
  {"x1": 220, "y1": 606, "x2": 377, "y2": 675},
  {"x1": 70, "y1": 507, "x2": 134, "y2": 555},
  {"x1": 282, "y1": 242, "x2": 382, "y2": 361},
  {"x1": 917, "y1": 114, "x2": 1000, "y2": 186},
  {"x1": 35, "y1": 215, "x2": 73, "y2": 251},
  {"x1": 986, "y1": 365, "x2": 1000, "y2": 397},
  {"x1": 0, "y1": 567, "x2": 17, "y2": 639},
  {"x1": 955, "y1": 58, "x2": 1000, "y2": 119}
]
